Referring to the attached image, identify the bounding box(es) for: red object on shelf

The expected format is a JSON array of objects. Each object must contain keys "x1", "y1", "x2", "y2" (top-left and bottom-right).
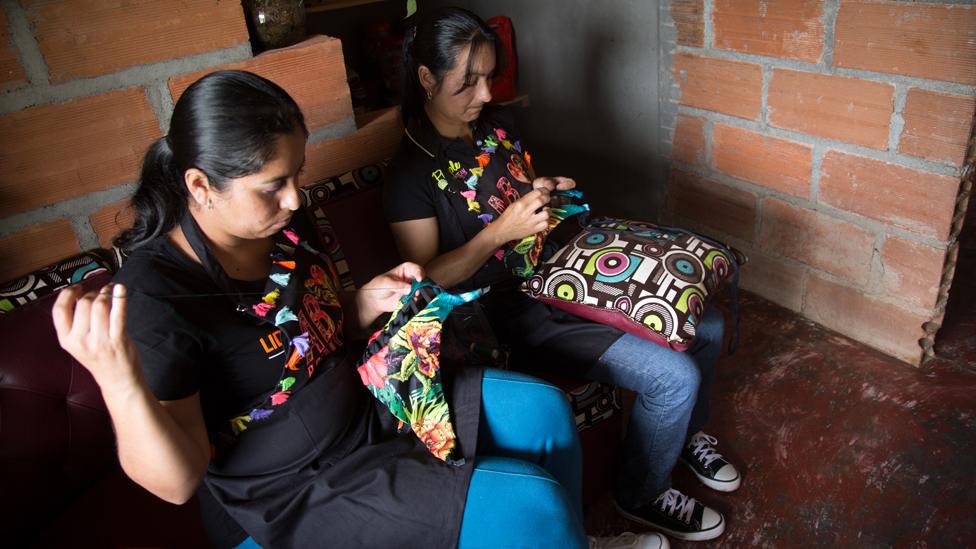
[{"x1": 487, "y1": 15, "x2": 517, "y2": 103}]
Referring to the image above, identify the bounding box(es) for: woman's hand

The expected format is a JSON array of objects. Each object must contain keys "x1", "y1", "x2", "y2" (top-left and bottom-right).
[
  {"x1": 352, "y1": 262, "x2": 425, "y2": 330},
  {"x1": 490, "y1": 189, "x2": 551, "y2": 244},
  {"x1": 532, "y1": 176, "x2": 576, "y2": 192},
  {"x1": 53, "y1": 283, "x2": 143, "y2": 395}
]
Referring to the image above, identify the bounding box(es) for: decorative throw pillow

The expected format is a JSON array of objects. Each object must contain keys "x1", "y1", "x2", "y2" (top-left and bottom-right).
[
  {"x1": 357, "y1": 279, "x2": 485, "y2": 464},
  {"x1": 523, "y1": 217, "x2": 745, "y2": 352}
]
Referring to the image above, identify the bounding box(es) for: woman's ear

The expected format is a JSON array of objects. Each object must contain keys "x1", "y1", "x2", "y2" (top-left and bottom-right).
[
  {"x1": 418, "y1": 65, "x2": 437, "y2": 97},
  {"x1": 184, "y1": 168, "x2": 212, "y2": 210}
]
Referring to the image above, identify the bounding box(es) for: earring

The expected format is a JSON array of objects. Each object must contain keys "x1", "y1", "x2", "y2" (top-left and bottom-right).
[
  {"x1": 425, "y1": 88, "x2": 432, "y2": 101},
  {"x1": 207, "y1": 199, "x2": 214, "y2": 210}
]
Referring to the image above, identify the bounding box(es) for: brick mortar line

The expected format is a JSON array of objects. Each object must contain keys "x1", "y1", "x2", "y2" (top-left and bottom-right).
[
  {"x1": 0, "y1": 182, "x2": 137, "y2": 239},
  {"x1": 671, "y1": 159, "x2": 952, "y2": 248},
  {"x1": 867, "y1": 233, "x2": 887, "y2": 297},
  {"x1": 760, "y1": 65, "x2": 771, "y2": 126},
  {"x1": 677, "y1": 105, "x2": 964, "y2": 177},
  {"x1": 674, "y1": 45, "x2": 976, "y2": 96},
  {"x1": 2, "y1": 0, "x2": 48, "y2": 86},
  {"x1": 821, "y1": 0, "x2": 839, "y2": 68},
  {"x1": 702, "y1": 0, "x2": 714, "y2": 49},
  {"x1": 69, "y1": 217, "x2": 100, "y2": 251},
  {"x1": 0, "y1": 43, "x2": 252, "y2": 115},
  {"x1": 669, "y1": 210, "x2": 939, "y2": 318},
  {"x1": 307, "y1": 117, "x2": 358, "y2": 145},
  {"x1": 146, "y1": 80, "x2": 175, "y2": 135},
  {"x1": 810, "y1": 144, "x2": 825, "y2": 202},
  {"x1": 889, "y1": 85, "x2": 909, "y2": 153}
]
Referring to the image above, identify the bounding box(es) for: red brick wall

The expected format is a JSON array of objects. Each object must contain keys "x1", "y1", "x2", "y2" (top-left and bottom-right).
[
  {"x1": 0, "y1": 2, "x2": 400, "y2": 283},
  {"x1": 665, "y1": 0, "x2": 975, "y2": 365}
]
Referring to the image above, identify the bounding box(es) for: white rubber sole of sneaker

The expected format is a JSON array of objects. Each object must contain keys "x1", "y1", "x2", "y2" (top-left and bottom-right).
[
  {"x1": 614, "y1": 502, "x2": 726, "y2": 542},
  {"x1": 680, "y1": 457, "x2": 742, "y2": 492}
]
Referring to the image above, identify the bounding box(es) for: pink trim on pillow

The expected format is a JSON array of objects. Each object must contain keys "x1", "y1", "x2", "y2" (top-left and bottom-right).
[{"x1": 536, "y1": 296, "x2": 693, "y2": 353}]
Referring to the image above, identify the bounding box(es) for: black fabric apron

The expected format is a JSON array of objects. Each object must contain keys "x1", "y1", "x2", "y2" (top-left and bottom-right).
[
  {"x1": 402, "y1": 112, "x2": 625, "y2": 377},
  {"x1": 179, "y1": 212, "x2": 482, "y2": 549}
]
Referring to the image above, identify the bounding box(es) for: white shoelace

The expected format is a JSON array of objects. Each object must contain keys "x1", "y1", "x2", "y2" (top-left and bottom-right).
[
  {"x1": 688, "y1": 432, "x2": 724, "y2": 467},
  {"x1": 654, "y1": 488, "x2": 697, "y2": 524}
]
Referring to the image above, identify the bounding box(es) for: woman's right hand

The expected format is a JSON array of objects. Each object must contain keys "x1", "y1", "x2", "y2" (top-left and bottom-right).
[
  {"x1": 53, "y1": 283, "x2": 142, "y2": 395},
  {"x1": 491, "y1": 188, "x2": 551, "y2": 244}
]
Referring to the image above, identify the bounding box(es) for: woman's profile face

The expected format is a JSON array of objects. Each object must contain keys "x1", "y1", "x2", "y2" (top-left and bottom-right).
[
  {"x1": 427, "y1": 42, "x2": 496, "y2": 125},
  {"x1": 209, "y1": 130, "x2": 306, "y2": 240}
]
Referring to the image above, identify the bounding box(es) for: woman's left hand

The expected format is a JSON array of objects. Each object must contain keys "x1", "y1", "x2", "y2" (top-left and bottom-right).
[
  {"x1": 353, "y1": 262, "x2": 425, "y2": 329},
  {"x1": 532, "y1": 176, "x2": 576, "y2": 192}
]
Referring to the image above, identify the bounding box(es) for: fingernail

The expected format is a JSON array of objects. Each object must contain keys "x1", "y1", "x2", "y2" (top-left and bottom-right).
[{"x1": 113, "y1": 284, "x2": 125, "y2": 298}]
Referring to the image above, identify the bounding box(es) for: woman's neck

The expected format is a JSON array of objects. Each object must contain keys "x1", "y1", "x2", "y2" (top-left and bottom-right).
[
  {"x1": 425, "y1": 103, "x2": 473, "y2": 144},
  {"x1": 169, "y1": 209, "x2": 273, "y2": 282}
]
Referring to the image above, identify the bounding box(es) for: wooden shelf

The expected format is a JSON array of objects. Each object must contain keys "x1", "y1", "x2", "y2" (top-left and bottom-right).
[{"x1": 306, "y1": 0, "x2": 386, "y2": 14}]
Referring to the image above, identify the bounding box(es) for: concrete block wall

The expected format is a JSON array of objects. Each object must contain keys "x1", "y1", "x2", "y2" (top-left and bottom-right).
[
  {"x1": 0, "y1": 0, "x2": 402, "y2": 283},
  {"x1": 660, "y1": 0, "x2": 976, "y2": 365}
]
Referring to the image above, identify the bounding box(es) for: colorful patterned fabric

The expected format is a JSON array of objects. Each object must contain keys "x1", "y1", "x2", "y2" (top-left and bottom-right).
[
  {"x1": 524, "y1": 217, "x2": 745, "y2": 352},
  {"x1": 0, "y1": 250, "x2": 115, "y2": 314},
  {"x1": 357, "y1": 280, "x2": 485, "y2": 464},
  {"x1": 432, "y1": 127, "x2": 586, "y2": 279},
  {"x1": 225, "y1": 225, "x2": 345, "y2": 437}
]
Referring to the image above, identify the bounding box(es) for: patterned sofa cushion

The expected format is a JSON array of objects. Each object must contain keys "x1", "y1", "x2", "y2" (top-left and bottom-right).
[
  {"x1": 300, "y1": 163, "x2": 388, "y2": 289},
  {"x1": 0, "y1": 250, "x2": 116, "y2": 314}
]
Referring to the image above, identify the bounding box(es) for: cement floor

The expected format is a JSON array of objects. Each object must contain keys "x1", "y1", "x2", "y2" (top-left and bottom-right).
[{"x1": 585, "y1": 205, "x2": 976, "y2": 547}]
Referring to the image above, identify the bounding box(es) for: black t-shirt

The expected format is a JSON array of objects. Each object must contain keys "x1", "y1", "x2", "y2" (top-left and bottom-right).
[
  {"x1": 383, "y1": 108, "x2": 626, "y2": 377},
  {"x1": 384, "y1": 106, "x2": 532, "y2": 291},
  {"x1": 113, "y1": 237, "x2": 310, "y2": 438},
  {"x1": 112, "y1": 212, "x2": 483, "y2": 549}
]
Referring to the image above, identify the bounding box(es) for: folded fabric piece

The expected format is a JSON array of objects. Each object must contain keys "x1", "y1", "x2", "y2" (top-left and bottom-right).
[
  {"x1": 504, "y1": 189, "x2": 590, "y2": 278},
  {"x1": 357, "y1": 280, "x2": 486, "y2": 464},
  {"x1": 523, "y1": 216, "x2": 746, "y2": 352}
]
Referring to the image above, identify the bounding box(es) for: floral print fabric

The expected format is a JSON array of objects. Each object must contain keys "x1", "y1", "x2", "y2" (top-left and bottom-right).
[{"x1": 357, "y1": 280, "x2": 484, "y2": 464}]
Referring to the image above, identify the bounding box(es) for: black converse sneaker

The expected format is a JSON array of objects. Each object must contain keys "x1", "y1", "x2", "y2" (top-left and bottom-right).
[
  {"x1": 615, "y1": 489, "x2": 724, "y2": 541},
  {"x1": 681, "y1": 431, "x2": 741, "y2": 492}
]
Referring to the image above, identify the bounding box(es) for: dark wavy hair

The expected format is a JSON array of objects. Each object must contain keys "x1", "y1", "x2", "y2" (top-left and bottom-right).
[
  {"x1": 400, "y1": 6, "x2": 500, "y2": 124},
  {"x1": 115, "y1": 70, "x2": 308, "y2": 251}
]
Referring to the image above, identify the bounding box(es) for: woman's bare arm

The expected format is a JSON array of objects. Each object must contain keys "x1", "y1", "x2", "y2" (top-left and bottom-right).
[
  {"x1": 390, "y1": 189, "x2": 552, "y2": 288},
  {"x1": 53, "y1": 284, "x2": 210, "y2": 504}
]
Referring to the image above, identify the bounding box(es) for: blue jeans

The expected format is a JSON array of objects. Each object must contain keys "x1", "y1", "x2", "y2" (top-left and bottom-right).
[
  {"x1": 235, "y1": 368, "x2": 586, "y2": 549},
  {"x1": 590, "y1": 307, "x2": 725, "y2": 508}
]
